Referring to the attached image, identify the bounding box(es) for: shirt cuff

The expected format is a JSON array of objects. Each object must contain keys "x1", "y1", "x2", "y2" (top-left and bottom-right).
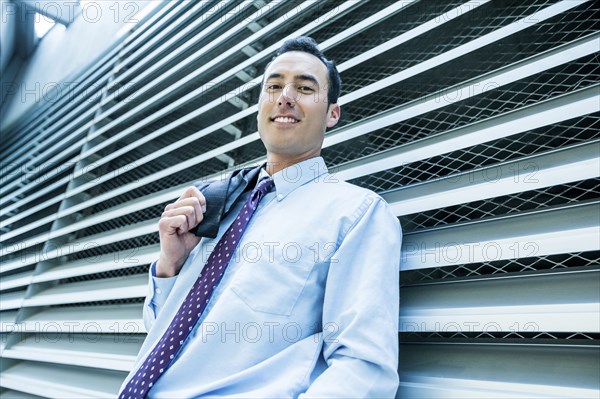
[{"x1": 149, "y1": 261, "x2": 177, "y2": 313}]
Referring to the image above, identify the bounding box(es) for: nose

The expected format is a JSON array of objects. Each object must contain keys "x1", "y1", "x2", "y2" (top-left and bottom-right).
[{"x1": 278, "y1": 84, "x2": 297, "y2": 107}]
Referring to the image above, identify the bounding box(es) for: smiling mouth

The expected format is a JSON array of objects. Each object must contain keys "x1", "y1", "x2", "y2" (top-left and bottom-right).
[{"x1": 271, "y1": 116, "x2": 300, "y2": 123}]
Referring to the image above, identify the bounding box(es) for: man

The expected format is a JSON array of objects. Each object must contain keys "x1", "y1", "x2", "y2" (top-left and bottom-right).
[{"x1": 120, "y1": 36, "x2": 401, "y2": 398}]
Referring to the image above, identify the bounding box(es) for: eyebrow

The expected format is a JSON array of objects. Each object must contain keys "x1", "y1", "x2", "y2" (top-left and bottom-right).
[{"x1": 265, "y1": 73, "x2": 320, "y2": 88}]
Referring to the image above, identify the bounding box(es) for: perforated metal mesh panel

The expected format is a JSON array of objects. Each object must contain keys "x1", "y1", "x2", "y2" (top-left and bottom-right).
[{"x1": 1, "y1": 0, "x2": 598, "y2": 397}]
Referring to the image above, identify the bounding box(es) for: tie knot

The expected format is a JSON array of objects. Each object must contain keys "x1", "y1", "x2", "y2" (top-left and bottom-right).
[{"x1": 253, "y1": 177, "x2": 275, "y2": 197}]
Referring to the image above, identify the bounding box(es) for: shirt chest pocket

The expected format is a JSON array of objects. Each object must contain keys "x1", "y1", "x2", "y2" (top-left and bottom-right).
[{"x1": 229, "y1": 245, "x2": 314, "y2": 316}]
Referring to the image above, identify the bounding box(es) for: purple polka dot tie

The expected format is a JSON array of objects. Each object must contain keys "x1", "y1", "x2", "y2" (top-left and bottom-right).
[{"x1": 120, "y1": 177, "x2": 275, "y2": 399}]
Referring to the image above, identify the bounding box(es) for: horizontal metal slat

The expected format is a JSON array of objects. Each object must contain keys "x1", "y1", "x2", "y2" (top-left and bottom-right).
[
  {"x1": 15, "y1": 303, "x2": 145, "y2": 334},
  {"x1": 0, "y1": 310, "x2": 19, "y2": 333},
  {"x1": 401, "y1": 202, "x2": 600, "y2": 270},
  {"x1": 2, "y1": 333, "x2": 143, "y2": 371},
  {"x1": 382, "y1": 139, "x2": 600, "y2": 216},
  {"x1": 0, "y1": 291, "x2": 26, "y2": 312},
  {"x1": 398, "y1": 343, "x2": 600, "y2": 398},
  {"x1": 1, "y1": 182, "x2": 178, "y2": 242},
  {"x1": 0, "y1": 361, "x2": 125, "y2": 398},
  {"x1": 1, "y1": 221, "x2": 156, "y2": 272},
  {"x1": 0, "y1": 389, "x2": 45, "y2": 398},
  {"x1": 0, "y1": 270, "x2": 35, "y2": 292},
  {"x1": 400, "y1": 269, "x2": 600, "y2": 332},
  {"x1": 399, "y1": 377, "x2": 599, "y2": 399},
  {"x1": 401, "y1": 303, "x2": 599, "y2": 334},
  {"x1": 30, "y1": 246, "x2": 158, "y2": 284},
  {"x1": 21, "y1": 274, "x2": 147, "y2": 307},
  {"x1": 0, "y1": 246, "x2": 156, "y2": 291}
]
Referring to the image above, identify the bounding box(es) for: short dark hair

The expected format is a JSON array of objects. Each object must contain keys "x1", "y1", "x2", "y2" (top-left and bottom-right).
[{"x1": 269, "y1": 36, "x2": 342, "y2": 105}]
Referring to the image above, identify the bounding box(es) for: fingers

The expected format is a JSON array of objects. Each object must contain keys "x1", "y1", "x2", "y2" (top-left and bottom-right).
[
  {"x1": 158, "y1": 214, "x2": 189, "y2": 236},
  {"x1": 164, "y1": 198, "x2": 203, "y2": 225},
  {"x1": 178, "y1": 186, "x2": 207, "y2": 213},
  {"x1": 160, "y1": 187, "x2": 207, "y2": 235},
  {"x1": 159, "y1": 206, "x2": 197, "y2": 234}
]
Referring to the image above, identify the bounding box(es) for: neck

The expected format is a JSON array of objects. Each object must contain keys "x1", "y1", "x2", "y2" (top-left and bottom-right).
[{"x1": 265, "y1": 151, "x2": 321, "y2": 175}]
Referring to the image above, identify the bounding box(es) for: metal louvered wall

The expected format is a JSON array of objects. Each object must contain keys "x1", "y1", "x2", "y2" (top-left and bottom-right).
[{"x1": 0, "y1": 0, "x2": 598, "y2": 397}]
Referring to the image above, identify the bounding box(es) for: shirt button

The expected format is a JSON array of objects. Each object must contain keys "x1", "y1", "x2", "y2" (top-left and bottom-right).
[
  {"x1": 155, "y1": 287, "x2": 162, "y2": 295},
  {"x1": 277, "y1": 194, "x2": 283, "y2": 200}
]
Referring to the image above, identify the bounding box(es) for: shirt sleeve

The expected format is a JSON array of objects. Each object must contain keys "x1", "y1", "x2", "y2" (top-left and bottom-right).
[
  {"x1": 143, "y1": 261, "x2": 178, "y2": 332},
  {"x1": 300, "y1": 196, "x2": 401, "y2": 398}
]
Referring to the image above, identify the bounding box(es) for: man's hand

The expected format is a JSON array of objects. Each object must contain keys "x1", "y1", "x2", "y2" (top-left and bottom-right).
[{"x1": 156, "y1": 186, "x2": 206, "y2": 277}]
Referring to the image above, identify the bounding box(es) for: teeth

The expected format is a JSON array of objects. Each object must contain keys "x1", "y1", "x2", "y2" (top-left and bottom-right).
[{"x1": 274, "y1": 117, "x2": 298, "y2": 123}]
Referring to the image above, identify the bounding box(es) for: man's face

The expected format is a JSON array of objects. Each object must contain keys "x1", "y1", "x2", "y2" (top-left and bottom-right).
[{"x1": 257, "y1": 51, "x2": 340, "y2": 161}]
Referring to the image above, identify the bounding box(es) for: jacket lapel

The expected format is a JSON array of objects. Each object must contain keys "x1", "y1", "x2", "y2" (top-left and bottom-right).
[{"x1": 191, "y1": 165, "x2": 263, "y2": 238}]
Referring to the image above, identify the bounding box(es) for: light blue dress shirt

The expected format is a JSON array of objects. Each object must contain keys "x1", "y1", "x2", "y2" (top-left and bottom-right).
[{"x1": 122, "y1": 157, "x2": 402, "y2": 398}]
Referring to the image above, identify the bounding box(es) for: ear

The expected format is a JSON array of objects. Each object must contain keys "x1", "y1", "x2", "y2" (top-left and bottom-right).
[{"x1": 326, "y1": 103, "x2": 341, "y2": 128}]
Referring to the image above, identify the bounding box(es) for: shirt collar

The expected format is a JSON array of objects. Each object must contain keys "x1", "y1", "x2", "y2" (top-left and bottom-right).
[{"x1": 259, "y1": 156, "x2": 328, "y2": 201}]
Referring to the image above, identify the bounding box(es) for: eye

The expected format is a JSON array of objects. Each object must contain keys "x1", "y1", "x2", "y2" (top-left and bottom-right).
[
  {"x1": 298, "y1": 85, "x2": 315, "y2": 93},
  {"x1": 265, "y1": 83, "x2": 282, "y2": 91}
]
